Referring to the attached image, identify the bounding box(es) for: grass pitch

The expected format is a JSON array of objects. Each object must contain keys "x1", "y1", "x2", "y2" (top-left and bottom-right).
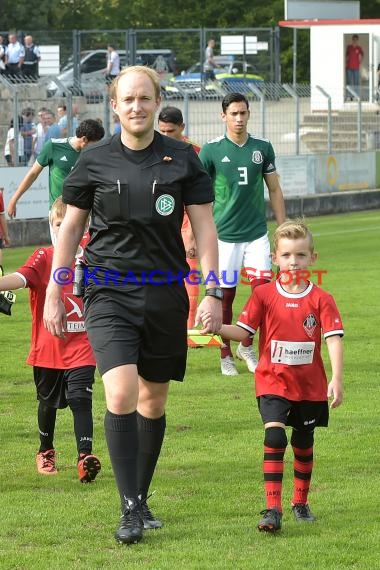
[{"x1": 0, "y1": 210, "x2": 379, "y2": 569}]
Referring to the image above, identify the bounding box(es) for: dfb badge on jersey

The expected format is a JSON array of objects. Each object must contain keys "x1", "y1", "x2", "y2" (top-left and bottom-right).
[{"x1": 155, "y1": 194, "x2": 175, "y2": 216}]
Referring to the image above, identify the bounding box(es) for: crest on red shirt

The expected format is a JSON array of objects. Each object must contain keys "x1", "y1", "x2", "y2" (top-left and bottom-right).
[{"x1": 303, "y1": 313, "x2": 317, "y2": 338}]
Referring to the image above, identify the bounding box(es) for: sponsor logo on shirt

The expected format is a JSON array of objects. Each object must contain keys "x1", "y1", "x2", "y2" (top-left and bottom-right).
[
  {"x1": 60, "y1": 156, "x2": 68, "y2": 161},
  {"x1": 286, "y1": 302, "x2": 299, "y2": 308},
  {"x1": 64, "y1": 294, "x2": 85, "y2": 333},
  {"x1": 221, "y1": 156, "x2": 230, "y2": 162},
  {"x1": 271, "y1": 340, "x2": 315, "y2": 365}
]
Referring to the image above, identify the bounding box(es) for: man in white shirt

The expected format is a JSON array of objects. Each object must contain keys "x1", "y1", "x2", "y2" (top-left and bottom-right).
[
  {"x1": 5, "y1": 33, "x2": 25, "y2": 76},
  {"x1": 103, "y1": 44, "x2": 120, "y2": 84}
]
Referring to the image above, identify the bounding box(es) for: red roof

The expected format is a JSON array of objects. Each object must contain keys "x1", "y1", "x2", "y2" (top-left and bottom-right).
[{"x1": 279, "y1": 18, "x2": 380, "y2": 29}]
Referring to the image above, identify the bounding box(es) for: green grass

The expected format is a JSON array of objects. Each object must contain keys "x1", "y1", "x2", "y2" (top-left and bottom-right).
[{"x1": 0, "y1": 210, "x2": 379, "y2": 570}]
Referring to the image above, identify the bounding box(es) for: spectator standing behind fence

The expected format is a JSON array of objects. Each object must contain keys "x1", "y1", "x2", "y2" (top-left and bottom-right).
[
  {"x1": 0, "y1": 35, "x2": 6, "y2": 73},
  {"x1": 32, "y1": 107, "x2": 49, "y2": 156},
  {"x1": 22, "y1": 35, "x2": 41, "y2": 78},
  {"x1": 7, "y1": 119, "x2": 105, "y2": 220},
  {"x1": 157, "y1": 105, "x2": 201, "y2": 330},
  {"x1": 44, "y1": 110, "x2": 61, "y2": 142},
  {"x1": 203, "y1": 38, "x2": 218, "y2": 81},
  {"x1": 345, "y1": 34, "x2": 364, "y2": 96},
  {"x1": 57, "y1": 104, "x2": 78, "y2": 137},
  {"x1": 57, "y1": 104, "x2": 68, "y2": 137},
  {"x1": 21, "y1": 108, "x2": 36, "y2": 165},
  {"x1": 4, "y1": 117, "x2": 24, "y2": 167},
  {"x1": 199, "y1": 92, "x2": 286, "y2": 377},
  {"x1": 5, "y1": 33, "x2": 24, "y2": 76},
  {"x1": 103, "y1": 44, "x2": 120, "y2": 84}
]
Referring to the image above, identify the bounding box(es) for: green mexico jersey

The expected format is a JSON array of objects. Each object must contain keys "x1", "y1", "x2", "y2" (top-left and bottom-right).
[
  {"x1": 37, "y1": 139, "x2": 80, "y2": 207},
  {"x1": 199, "y1": 134, "x2": 276, "y2": 242}
]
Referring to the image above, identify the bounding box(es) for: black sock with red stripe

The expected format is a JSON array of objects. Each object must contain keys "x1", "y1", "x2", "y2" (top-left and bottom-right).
[
  {"x1": 263, "y1": 427, "x2": 288, "y2": 512},
  {"x1": 291, "y1": 429, "x2": 314, "y2": 505}
]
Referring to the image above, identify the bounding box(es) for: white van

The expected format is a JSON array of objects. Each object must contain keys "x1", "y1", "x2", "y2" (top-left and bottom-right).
[{"x1": 47, "y1": 49, "x2": 177, "y2": 99}]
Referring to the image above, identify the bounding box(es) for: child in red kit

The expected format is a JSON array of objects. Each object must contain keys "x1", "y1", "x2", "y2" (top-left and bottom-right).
[{"x1": 0, "y1": 197, "x2": 101, "y2": 482}]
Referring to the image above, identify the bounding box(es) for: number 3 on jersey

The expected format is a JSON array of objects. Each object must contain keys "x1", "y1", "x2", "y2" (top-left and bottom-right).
[{"x1": 238, "y1": 166, "x2": 248, "y2": 185}]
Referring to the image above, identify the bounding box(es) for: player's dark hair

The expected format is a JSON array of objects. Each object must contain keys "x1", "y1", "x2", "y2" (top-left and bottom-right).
[
  {"x1": 222, "y1": 92, "x2": 249, "y2": 113},
  {"x1": 76, "y1": 119, "x2": 105, "y2": 141},
  {"x1": 158, "y1": 106, "x2": 183, "y2": 125}
]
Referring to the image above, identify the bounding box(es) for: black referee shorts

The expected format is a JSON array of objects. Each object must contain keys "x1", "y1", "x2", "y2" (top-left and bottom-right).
[
  {"x1": 33, "y1": 365, "x2": 96, "y2": 409},
  {"x1": 84, "y1": 283, "x2": 188, "y2": 381},
  {"x1": 257, "y1": 395, "x2": 329, "y2": 431}
]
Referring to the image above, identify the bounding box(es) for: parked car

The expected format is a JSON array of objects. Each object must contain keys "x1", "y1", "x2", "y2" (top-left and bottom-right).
[
  {"x1": 47, "y1": 48, "x2": 177, "y2": 100},
  {"x1": 162, "y1": 56, "x2": 264, "y2": 97}
]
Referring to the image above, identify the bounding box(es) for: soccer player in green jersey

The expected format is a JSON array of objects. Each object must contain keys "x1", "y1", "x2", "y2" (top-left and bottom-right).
[
  {"x1": 199, "y1": 92, "x2": 286, "y2": 376},
  {"x1": 7, "y1": 119, "x2": 104, "y2": 219}
]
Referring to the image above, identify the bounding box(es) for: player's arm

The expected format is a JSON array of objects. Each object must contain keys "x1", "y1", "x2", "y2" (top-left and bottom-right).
[
  {"x1": 183, "y1": 217, "x2": 197, "y2": 257},
  {"x1": 187, "y1": 202, "x2": 222, "y2": 334},
  {"x1": 219, "y1": 324, "x2": 250, "y2": 342},
  {"x1": 0, "y1": 273, "x2": 24, "y2": 291},
  {"x1": 264, "y1": 171, "x2": 286, "y2": 226},
  {"x1": 0, "y1": 214, "x2": 10, "y2": 246},
  {"x1": 7, "y1": 161, "x2": 44, "y2": 218},
  {"x1": 44, "y1": 204, "x2": 89, "y2": 338},
  {"x1": 326, "y1": 334, "x2": 344, "y2": 409}
]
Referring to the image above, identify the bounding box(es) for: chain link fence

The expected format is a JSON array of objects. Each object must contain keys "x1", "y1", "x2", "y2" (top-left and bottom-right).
[{"x1": 2, "y1": 26, "x2": 380, "y2": 166}]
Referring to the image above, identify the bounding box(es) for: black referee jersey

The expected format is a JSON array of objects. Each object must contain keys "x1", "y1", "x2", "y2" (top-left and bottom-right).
[{"x1": 62, "y1": 131, "x2": 214, "y2": 283}]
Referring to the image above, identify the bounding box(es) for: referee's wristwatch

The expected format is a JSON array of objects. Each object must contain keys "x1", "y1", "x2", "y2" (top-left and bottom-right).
[{"x1": 205, "y1": 287, "x2": 223, "y2": 300}]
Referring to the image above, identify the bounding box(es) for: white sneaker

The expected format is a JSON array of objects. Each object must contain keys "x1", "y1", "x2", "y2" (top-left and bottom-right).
[
  {"x1": 236, "y1": 343, "x2": 258, "y2": 373},
  {"x1": 220, "y1": 356, "x2": 239, "y2": 376}
]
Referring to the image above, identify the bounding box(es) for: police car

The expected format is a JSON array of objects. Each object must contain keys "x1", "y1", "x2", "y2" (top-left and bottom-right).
[{"x1": 162, "y1": 56, "x2": 264, "y2": 98}]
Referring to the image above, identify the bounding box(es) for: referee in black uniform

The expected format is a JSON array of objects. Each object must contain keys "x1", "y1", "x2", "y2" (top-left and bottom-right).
[{"x1": 44, "y1": 65, "x2": 222, "y2": 545}]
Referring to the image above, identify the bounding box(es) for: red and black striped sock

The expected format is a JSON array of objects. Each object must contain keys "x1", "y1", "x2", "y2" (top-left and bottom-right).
[
  {"x1": 291, "y1": 430, "x2": 314, "y2": 505},
  {"x1": 263, "y1": 427, "x2": 288, "y2": 512}
]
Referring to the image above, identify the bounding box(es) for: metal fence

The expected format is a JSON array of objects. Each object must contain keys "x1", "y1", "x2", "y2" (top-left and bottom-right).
[
  {"x1": 1, "y1": 27, "x2": 279, "y2": 80},
  {"x1": 2, "y1": 70, "x2": 380, "y2": 168}
]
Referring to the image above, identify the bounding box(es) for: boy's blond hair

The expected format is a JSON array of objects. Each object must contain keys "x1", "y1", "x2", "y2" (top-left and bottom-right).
[
  {"x1": 49, "y1": 196, "x2": 67, "y2": 224},
  {"x1": 109, "y1": 65, "x2": 161, "y2": 100},
  {"x1": 273, "y1": 219, "x2": 314, "y2": 253}
]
